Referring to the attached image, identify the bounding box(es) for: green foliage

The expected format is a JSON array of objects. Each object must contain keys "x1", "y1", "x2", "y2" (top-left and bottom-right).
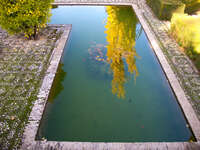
[
  {"x1": 170, "y1": 13, "x2": 200, "y2": 70},
  {"x1": 147, "y1": 0, "x2": 185, "y2": 20},
  {"x1": 181, "y1": 0, "x2": 200, "y2": 14},
  {"x1": 0, "y1": 0, "x2": 54, "y2": 39}
]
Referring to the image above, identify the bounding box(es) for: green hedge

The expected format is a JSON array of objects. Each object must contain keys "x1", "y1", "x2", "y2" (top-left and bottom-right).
[{"x1": 147, "y1": 0, "x2": 185, "y2": 20}]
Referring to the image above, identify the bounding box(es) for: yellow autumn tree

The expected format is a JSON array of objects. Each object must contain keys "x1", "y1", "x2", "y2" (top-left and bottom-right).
[
  {"x1": 105, "y1": 6, "x2": 139, "y2": 98},
  {"x1": 0, "y1": 0, "x2": 53, "y2": 40}
]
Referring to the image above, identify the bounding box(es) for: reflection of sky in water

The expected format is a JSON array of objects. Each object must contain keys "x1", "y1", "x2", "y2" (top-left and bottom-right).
[{"x1": 39, "y1": 6, "x2": 193, "y2": 142}]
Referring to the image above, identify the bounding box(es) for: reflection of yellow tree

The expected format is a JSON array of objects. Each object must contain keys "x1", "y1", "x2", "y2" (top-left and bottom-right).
[{"x1": 105, "y1": 6, "x2": 139, "y2": 98}]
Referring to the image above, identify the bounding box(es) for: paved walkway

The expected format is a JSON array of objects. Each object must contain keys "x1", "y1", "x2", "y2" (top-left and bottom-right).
[{"x1": 0, "y1": 26, "x2": 66, "y2": 149}]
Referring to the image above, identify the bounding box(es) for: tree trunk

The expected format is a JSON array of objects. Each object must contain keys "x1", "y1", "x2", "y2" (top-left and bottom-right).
[{"x1": 33, "y1": 25, "x2": 38, "y2": 40}]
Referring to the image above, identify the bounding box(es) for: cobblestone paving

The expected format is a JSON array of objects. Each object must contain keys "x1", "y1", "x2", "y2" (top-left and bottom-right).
[{"x1": 0, "y1": 26, "x2": 64, "y2": 150}]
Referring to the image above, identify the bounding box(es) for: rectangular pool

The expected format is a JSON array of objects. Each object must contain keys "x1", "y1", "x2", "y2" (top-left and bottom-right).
[{"x1": 37, "y1": 6, "x2": 193, "y2": 142}]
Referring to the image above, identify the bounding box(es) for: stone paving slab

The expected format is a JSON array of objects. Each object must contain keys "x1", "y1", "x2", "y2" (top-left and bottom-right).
[
  {"x1": 22, "y1": 141, "x2": 200, "y2": 150},
  {"x1": 53, "y1": 0, "x2": 137, "y2": 5}
]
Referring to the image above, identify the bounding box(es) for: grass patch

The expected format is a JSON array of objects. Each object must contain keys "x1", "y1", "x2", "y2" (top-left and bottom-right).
[{"x1": 170, "y1": 13, "x2": 200, "y2": 71}]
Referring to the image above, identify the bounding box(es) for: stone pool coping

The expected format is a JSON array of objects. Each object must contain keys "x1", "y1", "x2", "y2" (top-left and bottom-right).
[{"x1": 21, "y1": 1, "x2": 200, "y2": 150}]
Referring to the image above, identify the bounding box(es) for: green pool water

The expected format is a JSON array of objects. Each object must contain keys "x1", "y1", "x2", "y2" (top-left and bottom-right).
[{"x1": 38, "y1": 6, "x2": 193, "y2": 142}]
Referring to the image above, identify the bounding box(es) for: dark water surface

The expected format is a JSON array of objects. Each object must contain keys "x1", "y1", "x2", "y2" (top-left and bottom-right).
[{"x1": 38, "y1": 6, "x2": 192, "y2": 142}]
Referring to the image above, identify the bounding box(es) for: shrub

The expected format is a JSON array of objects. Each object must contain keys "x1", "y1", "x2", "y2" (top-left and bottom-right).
[
  {"x1": 0, "y1": 0, "x2": 53, "y2": 40},
  {"x1": 170, "y1": 13, "x2": 200, "y2": 70},
  {"x1": 146, "y1": 0, "x2": 185, "y2": 20}
]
